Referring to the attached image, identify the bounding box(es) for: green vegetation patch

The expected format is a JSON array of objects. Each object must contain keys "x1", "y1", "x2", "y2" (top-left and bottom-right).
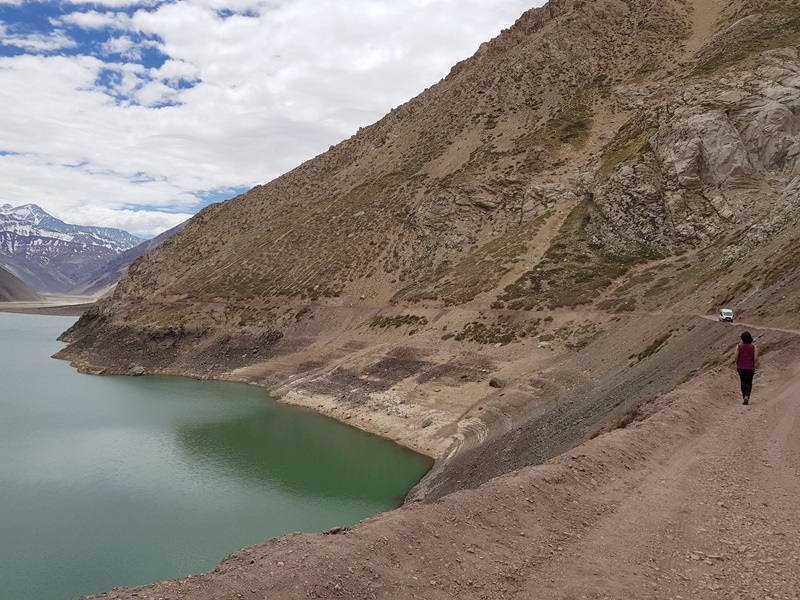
[
  {"x1": 675, "y1": 260, "x2": 709, "y2": 283},
  {"x1": 596, "y1": 117, "x2": 658, "y2": 182},
  {"x1": 544, "y1": 86, "x2": 595, "y2": 148},
  {"x1": 513, "y1": 85, "x2": 596, "y2": 172},
  {"x1": 454, "y1": 317, "x2": 542, "y2": 345},
  {"x1": 369, "y1": 314, "x2": 429, "y2": 329}
]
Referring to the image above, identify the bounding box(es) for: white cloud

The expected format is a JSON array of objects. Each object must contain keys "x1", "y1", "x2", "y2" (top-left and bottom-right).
[
  {"x1": 66, "y1": 0, "x2": 163, "y2": 7},
  {"x1": 58, "y1": 9, "x2": 131, "y2": 30},
  {"x1": 101, "y1": 35, "x2": 140, "y2": 59},
  {"x1": 1, "y1": 28, "x2": 77, "y2": 51},
  {"x1": 62, "y1": 206, "x2": 190, "y2": 237},
  {"x1": 0, "y1": 0, "x2": 544, "y2": 234},
  {"x1": 152, "y1": 58, "x2": 200, "y2": 84}
]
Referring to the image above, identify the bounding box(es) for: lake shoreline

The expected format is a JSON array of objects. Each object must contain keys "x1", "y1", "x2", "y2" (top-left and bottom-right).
[
  {"x1": 1, "y1": 311, "x2": 431, "y2": 600},
  {"x1": 0, "y1": 298, "x2": 96, "y2": 316},
  {"x1": 0, "y1": 303, "x2": 444, "y2": 462},
  {"x1": 4, "y1": 299, "x2": 447, "y2": 458}
]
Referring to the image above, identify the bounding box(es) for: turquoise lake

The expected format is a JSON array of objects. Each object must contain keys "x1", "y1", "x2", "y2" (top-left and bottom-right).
[{"x1": 0, "y1": 312, "x2": 431, "y2": 600}]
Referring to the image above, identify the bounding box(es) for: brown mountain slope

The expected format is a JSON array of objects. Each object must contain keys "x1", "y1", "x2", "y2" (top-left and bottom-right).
[
  {"x1": 68, "y1": 0, "x2": 698, "y2": 307},
  {"x1": 66, "y1": 0, "x2": 800, "y2": 312},
  {"x1": 0, "y1": 265, "x2": 43, "y2": 302},
  {"x1": 58, "y1": 0, "x2": 800, "y2": 491}
]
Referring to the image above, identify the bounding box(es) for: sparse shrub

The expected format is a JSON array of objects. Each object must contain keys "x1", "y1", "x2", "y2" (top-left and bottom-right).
[
  {"x1": 597, "y1": 297, "x2": 637, "y2": 312},
  {"x1": 369, "y1": 314, "x2": 429, "y2": 329},
  {"x1": 596, "y1": 117, "x2": 658, "y2": 183},
  {"x1": 455, "y1": 321, "x2": 517, "y2": 345},
  {"x1": 454, "y1": 318, "x2": 541, "y2": 345}
]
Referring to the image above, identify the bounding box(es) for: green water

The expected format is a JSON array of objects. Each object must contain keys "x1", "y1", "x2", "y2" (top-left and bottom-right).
[{"x1": 0, "y1": 313, "x2": 431, "y2": 600}]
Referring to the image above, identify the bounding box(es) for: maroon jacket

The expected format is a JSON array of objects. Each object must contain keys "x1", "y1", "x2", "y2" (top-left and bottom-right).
[{"x1": 736, "y1": 343, "x2": 756, "y2": 369}]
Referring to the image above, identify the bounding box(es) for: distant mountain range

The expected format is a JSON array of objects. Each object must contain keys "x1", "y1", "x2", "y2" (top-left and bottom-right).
[
  {"x1": 0, "y1": 203, "x2": 180, "y2": 295},
  {"x1": 70, "y1": 220, "x2": 188, "y2": 297}
]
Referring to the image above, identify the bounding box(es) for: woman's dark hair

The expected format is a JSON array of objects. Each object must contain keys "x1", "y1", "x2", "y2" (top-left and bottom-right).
[{"x1": 741, "y1": 331, "x2": 753, "y2": 344}]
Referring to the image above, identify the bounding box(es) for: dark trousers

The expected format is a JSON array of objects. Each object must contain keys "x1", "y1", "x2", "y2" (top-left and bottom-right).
[{"x1": 737, "y1": 368, "x2": 755, "y2": 398}]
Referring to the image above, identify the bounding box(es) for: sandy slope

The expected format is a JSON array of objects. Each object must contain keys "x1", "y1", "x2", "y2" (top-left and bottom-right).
[
  {"x1": 0, "y1": 296, "x2": 95, "y2": 316},
  {"x1": 82, "y1": 336, "x2": 800, "y2": 600}
]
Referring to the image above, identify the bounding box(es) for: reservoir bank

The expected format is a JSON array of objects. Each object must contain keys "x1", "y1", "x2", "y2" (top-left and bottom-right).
[{"x1": 0, "y1": 312, "x2": 431, "y2": 600}]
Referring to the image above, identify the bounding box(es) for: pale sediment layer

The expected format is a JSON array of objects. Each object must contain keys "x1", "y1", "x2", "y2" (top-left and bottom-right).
[
  {"x1": 278, "y1": 389, "x2": 451, "y2": 458},
  {"x1": 0, "y1": 297, "x2": 96, "y2": 316}
]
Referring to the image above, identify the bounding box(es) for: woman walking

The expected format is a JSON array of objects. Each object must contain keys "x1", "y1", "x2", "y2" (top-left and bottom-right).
[{"x1": 734, "y1": 331, "x2": 758, "y2": 405}]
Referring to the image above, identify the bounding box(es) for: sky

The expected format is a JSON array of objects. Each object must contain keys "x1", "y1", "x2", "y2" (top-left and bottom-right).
[{"x1": 0, "y1": 0, "x2": 544, "y2": 237}]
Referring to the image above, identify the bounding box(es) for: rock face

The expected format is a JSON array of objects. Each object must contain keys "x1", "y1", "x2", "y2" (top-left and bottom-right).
[
  {"x1": 57, "y1": 0, "x2": 800, "y2": 497},
  {"x1": 590, "y1": 49, "x2": 800, "y2": 254},
  {"x1": 0, "y1": 204, "x2": 143, "y2": 293}
]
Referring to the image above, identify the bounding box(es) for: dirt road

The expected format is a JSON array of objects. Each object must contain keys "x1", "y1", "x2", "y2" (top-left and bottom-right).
[{"x1": 84, "y1": 339, "x2": 800, "y2": 599}]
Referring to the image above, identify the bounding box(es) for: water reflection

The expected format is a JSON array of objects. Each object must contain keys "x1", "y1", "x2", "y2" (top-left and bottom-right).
[{"x1": 177, "y1": 406, "x2": 432, "y2": 504}]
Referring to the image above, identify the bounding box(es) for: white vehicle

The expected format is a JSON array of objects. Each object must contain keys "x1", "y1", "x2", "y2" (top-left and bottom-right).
[{"x1": 719, "y1": 308, "x2": 734, "y2": 322}]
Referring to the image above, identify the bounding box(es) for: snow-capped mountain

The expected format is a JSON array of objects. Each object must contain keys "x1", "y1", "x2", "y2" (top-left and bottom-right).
[
  {"x1": 0, "y1": 203, "x2": 142, "y2": 251},
  {"x1": 0, "y1": 203, "x2": 144, "y2": 293}
]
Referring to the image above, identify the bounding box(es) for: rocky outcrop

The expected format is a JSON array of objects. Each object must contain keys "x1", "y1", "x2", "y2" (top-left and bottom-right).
[{"x1": 588, "y1": 47, "x2": 800, "y2": 255}]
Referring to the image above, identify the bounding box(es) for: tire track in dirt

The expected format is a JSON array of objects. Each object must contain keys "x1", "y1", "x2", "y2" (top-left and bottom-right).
[{"x1": 509, "y1": 347, "x2": 800, "y2": 599}]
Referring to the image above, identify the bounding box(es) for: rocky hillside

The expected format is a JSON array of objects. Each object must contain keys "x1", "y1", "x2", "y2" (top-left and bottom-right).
[
  {"x1": 0, "y1": 204, "x2": 143, "y2": 293},
  {"x1": 58, "y1": 0, "x2": 800, "y2": 497}
]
